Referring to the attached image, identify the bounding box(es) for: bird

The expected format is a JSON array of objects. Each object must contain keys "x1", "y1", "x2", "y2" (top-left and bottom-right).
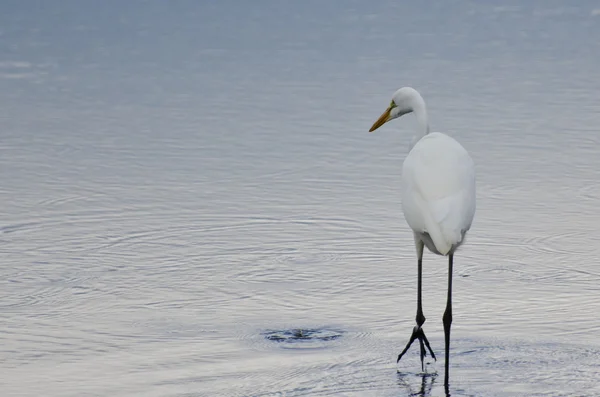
[{"x1": 368, "y1": 87, "x2": 476, "y2": 387}]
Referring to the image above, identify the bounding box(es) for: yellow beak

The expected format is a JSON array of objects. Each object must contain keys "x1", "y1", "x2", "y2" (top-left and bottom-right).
[{"x1": 369, "y1": 106, "x2": 392, "y2": 132}]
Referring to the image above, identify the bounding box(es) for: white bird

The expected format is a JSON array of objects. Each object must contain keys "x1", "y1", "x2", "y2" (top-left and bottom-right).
[{"x1": 369, "y1": 87, "x2": 476, "y2": 387}]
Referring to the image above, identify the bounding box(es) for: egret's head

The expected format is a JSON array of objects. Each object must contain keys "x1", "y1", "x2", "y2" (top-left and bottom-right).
[{"x1": 369, "y1": 87, "x2": 422, "y2": 132}]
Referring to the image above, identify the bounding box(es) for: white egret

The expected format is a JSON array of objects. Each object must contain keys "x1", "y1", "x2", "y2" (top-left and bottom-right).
[{"x1": 369, "y1": 87, "x2": 476, "y2": 386}]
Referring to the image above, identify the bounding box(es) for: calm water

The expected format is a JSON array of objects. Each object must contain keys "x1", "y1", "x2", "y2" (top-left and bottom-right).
[{"x1": 2, "y1": 1, "x2": 600, "y2": 396}]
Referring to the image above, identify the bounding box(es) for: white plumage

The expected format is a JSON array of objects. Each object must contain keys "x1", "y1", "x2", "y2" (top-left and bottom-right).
[
  {"x1": 369, "y1": 86, "x2": 476, "y2": 387},
  {"x1": 402, "y1": 131, "x2": 475, "y2": 256}
]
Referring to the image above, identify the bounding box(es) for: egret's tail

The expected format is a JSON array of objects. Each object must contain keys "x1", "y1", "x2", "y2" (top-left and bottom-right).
[
  {"x1": 408, "y1": 188, "x2": 463, "y2": 256},
  {"x1": 422, "y1": 212, "x2": 452, "y2": 255}
]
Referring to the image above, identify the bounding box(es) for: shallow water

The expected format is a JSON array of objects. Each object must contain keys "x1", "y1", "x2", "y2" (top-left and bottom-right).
[{"x1": 2, "y1": 1, "x2": 600, "y2": 396}]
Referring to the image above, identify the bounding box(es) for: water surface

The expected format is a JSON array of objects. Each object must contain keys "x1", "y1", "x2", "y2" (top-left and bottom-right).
[{"x1": 2, "y1": 1, "x2": 600, "y2": 396}]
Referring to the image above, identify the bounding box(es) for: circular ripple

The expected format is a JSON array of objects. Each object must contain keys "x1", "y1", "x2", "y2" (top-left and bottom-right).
[
  {"x1": 263, "y1": 328, "x2": 344, "y2": 349},
  {"x1": 521, "y1": 230, "x2": 594, "y2": 256}
]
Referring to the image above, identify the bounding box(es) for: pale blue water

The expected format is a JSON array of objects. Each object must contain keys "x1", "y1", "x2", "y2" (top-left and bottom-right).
[{"x1": 2, "y1": 1, "x2": 600, "y2": 396}]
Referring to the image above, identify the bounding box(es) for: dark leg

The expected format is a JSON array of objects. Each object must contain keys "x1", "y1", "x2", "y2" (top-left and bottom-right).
[
  {"x1": 416, "y1": 242, "x2": 425, "y2": 327},
  {"x1": 443, "y1": 254, "x2": 454, "y2": 387},
  {"x1": 397, "y1": 241, "x2": 436, "y2": 370}
]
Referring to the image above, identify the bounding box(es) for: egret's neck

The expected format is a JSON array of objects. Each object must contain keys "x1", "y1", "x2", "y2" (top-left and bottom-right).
[
  {"x1": 413, "y1": 103, "x2": 430, "y2": 139},
  {"x1": 407, "y1": 102, "x2": 430, "y2": 150}
]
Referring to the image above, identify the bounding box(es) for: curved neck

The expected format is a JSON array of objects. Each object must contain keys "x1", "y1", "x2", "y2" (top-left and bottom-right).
[{"x1": 413, "y1": 102, "x2": 430, "y2": 140}]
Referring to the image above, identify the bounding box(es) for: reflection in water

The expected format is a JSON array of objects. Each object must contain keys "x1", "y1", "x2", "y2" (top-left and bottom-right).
[{"x1": 397, "y1": 372, "x2": 438, "y2": 397}]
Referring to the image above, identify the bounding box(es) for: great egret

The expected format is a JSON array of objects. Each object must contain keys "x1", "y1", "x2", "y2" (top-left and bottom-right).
[{"x1": 369, "y1": 87, "x2": 476, "y2": 386}]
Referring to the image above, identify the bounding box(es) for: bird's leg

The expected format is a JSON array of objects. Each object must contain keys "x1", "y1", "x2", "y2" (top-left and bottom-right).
[
  {"x1": 397, "y1": 241, "x2": 436, "y2": 370},
  {"x1": 416, "y1": 243, "x2": 426, "y2": 327},
  {"x1": 443, "y1": 254, "x2": 454, "y2": 387}
]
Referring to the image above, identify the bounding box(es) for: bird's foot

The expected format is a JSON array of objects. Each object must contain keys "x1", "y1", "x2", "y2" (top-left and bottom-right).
[{"x1": 397, "y1": 325, "x2": 436, "y2": 371}]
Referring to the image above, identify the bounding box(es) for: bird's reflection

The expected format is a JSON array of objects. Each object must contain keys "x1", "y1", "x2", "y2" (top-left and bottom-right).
[{"x1": 397, "y1": 371, "x2": 450, "y2": 397}]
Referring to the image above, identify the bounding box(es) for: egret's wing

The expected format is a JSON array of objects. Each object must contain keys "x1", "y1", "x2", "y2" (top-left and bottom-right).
[{"x1": 402, "y1": 181, "x2": 452, "y2": 255}]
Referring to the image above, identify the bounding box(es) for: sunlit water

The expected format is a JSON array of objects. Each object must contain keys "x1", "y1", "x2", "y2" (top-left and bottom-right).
[{"x1": 2, "y1": 1, "x2": 600, "y2": 396}]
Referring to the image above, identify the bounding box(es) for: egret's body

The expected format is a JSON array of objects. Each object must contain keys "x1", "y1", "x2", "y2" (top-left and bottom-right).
[
  {"x1": 369, "y1": 87, "x2": 476, "y2": 388},
  {"x1": 402, "y1": 132, "x2": 475, "y2": 256}
]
